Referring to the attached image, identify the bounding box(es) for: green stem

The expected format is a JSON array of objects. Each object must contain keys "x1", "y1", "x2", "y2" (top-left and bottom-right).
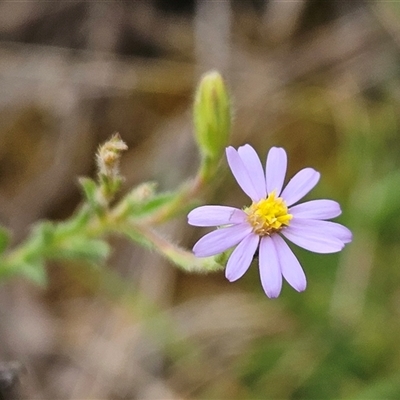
[{"x1": 120, "y1": 222, "x2": 222, "y2": 273}]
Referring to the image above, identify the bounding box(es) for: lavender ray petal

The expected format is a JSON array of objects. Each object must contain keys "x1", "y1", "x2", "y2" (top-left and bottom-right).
[
  {"x1": 188, "y1": 206, "x2": 247, "y2": 227},
  {"x1": 272, "y1": 235, "x2": 306, "y2": 292},
  {"x1": 282, "y1": 226, "x2": 344, "y2": 253},
  {"x1": 226, "y1": 147, "x2": 259, "y2": 201},
  {"x1": 225, "y1": 234, "x2": 259, "y2": 282},
  {"x1": 289, "y1": 199, "x2": 342, "y2": 220},
  {"x1": 259, "y1": 236, "x2": 282, "y2": 298},
  {"x1": 238, "y1": 144, "x2": 266, "y2": 200},
  {"x1": 281, "y1": 168, "x2": 320, "y2": 206},
  {"x1": 289, "y1": 219, "x2": 352, "y2": 243},
  {"x1": 193, "y1": 223, "x2": 253, "y2": 257},
  {"x1": 266, "y1": 147, "x2": 287, "y2": 196}
]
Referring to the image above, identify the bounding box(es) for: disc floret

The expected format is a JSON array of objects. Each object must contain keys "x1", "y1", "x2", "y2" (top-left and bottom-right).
[{"x1": 245, "y1": 191, "x2": 292, "y2": 236}]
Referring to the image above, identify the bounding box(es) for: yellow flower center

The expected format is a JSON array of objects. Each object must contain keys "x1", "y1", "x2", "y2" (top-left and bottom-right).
[{"x1": 245, "y1": 191, "x2": 292, "y2": 236}]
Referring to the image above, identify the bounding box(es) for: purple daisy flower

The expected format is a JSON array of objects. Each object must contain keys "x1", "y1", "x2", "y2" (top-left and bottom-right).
[{"x1": 188, "y1": 144, "x2": 352, "y2": 298}]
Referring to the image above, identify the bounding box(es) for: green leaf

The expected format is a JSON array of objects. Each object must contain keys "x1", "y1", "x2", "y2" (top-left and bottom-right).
[
  {"x1": 79, "y1": 177, "x2": 99, "y2": 208},
  {"x1": 0, "y1": 226, "x2": 10, "y2": 254},
  {"x1": 54, "y1": 206, "x2": 91, "y2": 238},
  {"x1": 24, "y1": 221, "x2": 56, "y2": 255},
  {"x1": 19, "y1": 259, "x2": 47, "y2": 286},
  {"x1": 126, "y1": 192, "x2": 177, "y2": 217},
  {"x1": 49, "y1": 237, "x2": 110, "y2": 265},
  {"x1": 0, "y1": 261, "x2": 17, "y2": 280},
  {"x1": 34, "y1": 221, "x2": 55, "y2": 246}
]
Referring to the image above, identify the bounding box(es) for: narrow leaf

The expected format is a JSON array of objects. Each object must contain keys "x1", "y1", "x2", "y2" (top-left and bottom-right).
[
  {"x1": 79, "y1": 177, "x2": 99, "y2": 208},
  {"x1": 20, "y1": 259, "x2": 47, "y2": 286}
]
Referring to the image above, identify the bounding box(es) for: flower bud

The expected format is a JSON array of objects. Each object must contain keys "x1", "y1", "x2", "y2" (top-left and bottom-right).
[
  {"x1": 193, "y1": 71, "x2": 231, "y2": 163},
  {"x1": 96, "y1": 133, "x2": 128, "y2": 179},
  {"x1": 95, "y1": 133, "x2": 128, "y2": 205}
]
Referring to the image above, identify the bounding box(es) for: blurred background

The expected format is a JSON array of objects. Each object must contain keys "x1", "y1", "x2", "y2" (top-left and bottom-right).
[{"x1": 0, "y1": 0, "x2": 400, "y2": 398}]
